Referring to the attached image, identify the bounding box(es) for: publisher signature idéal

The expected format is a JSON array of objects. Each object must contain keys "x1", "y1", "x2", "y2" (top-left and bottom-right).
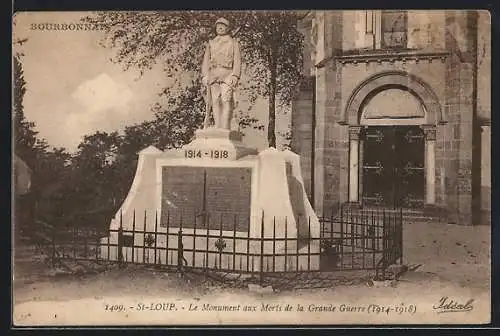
[{"x1": 432, "y1": 296, "x2": 474, "y2": 313}]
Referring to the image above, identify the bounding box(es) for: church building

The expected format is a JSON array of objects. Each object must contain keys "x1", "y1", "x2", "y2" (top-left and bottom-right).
[{"x1": 291, "y1": 10, "x2": 491, "y2": 225}]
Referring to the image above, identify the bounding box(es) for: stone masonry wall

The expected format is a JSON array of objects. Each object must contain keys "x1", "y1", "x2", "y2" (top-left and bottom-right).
[
  {"x1": 310, "y1": 12, "x2": 345, "y2": 217},
  {"x1": 477, "y1": 11, "x2": 491, "y2": 225},
  {"x1": 291, "y1": 79, "x2": 314, "y2": 201},
  {"x1": 442, "y1": 11, "x2": 475, "y2": 225}
]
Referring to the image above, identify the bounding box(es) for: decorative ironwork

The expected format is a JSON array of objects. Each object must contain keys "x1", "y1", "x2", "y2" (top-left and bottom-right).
[
  {"x1": 363, "y1": 192, "x2": 385, "y2": 205},
  {"x1": 402, "y1": 161, "x2": 424, "y2": 176},
  {"x1": 404, "y1": 129, "x2": 425, "y2": 143},
  {"x1": 144, "y1": 233, "x2": 155, "y2": 247},
  {"x1": 364, "y1": 161, "x2": 384, "y2": 175},
  {"x1": 374, "y1": 192, "x2": 384, "y2": 204},
  {"x1": 215, "y1": 238, "x2": 227, "y2": 252},
  {"x1": 320, "y1": 239, "x2": 332, "y2": 252},
  {"x1": 365, "y1": 129, "x2": 384, "y2": 143}
]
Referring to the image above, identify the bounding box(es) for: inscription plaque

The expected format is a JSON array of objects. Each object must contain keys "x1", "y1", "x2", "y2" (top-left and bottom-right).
[{"x1": 161, "y1": 166, "x2": 252, "y2": 232}]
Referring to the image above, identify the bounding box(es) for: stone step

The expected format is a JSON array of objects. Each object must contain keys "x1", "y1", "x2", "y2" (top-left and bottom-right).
[
  {"x1": 402, "y1": 213, "x2": 446, "y2": 218},
  {"x1": 402, "y1": 219, "x2": 447, "y2": 225},
  {"x1": 340, "y1": 205, "x2": 446, "y2": 215},
  {"x1": 402, "y1": 213, "x2": 446, "y2": 219},
  {"x1": 14, "y1": 248, "x2": 38, "y2": 257}
]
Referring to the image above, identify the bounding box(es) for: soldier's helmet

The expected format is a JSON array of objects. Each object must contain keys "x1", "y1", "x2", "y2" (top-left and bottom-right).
[{"x1": 215, "y1": 17, "x2": 230, "y2": 27}]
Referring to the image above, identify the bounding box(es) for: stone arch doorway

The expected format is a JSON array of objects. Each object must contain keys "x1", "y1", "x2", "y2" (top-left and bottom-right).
[
  {"x1": 345, "y1": 72, "x2": 442, "y2": 208},
  {"x1": 342, "y1": 70, "x2": 444, "y2": 125}
]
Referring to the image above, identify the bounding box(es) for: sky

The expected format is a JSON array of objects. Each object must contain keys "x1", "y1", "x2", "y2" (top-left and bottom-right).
[{"x1": 13, "y1": 12, "x2": 289, "y2": 153}]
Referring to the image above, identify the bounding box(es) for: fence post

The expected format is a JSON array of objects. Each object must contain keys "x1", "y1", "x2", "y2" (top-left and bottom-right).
[
  {"x1": 218, "y1": 213, "x2": 223, "y2": 270},
  {"x1": 166, "y1": 212, "x2": 170, "y2": 265},
  {"x1": 382, "y1": 208, "x2": 387, "y2": 279},
  {"x1": 154, "y1": 211, "x2": 158, "y2": 266},
  {"x1": 259, "y1": 211, "x2": 265, "y2": 286},
  {"x1": 143, "y1": 210, "x2": 147, "y2": 264},
  {"x1": 177, "y1": 229, "x2": 184, "y2": 273},
  {"x1": 307, "y1": 216, "x2": 311, "y2": 271},
  {"x1": 132, "y1": 210, "x2": 136, "y2": 263},
  {"x1": 177, "y1": 212, "x2": 184, "y2": 272},
  {"x1": 205, "y1": 213, "x2": 210, "y2": 270},
  {"x1": 118, "y1": 211, "x2": 124, "y2": 268},
  {"x1": 95, "y1": 227, "x2": 100, "y2": 262},
  {"x1": 284, "y1": 217, "x2": 288, "y2": 272},
  {"x1": 51, "y1": 223, "x2": 56, "y2": 266},
  {"x1": 83, "y1": 227, "x2": 88, "y2": 258},
  {"x1": 399, "y1": 207, "x2": 403, "y2": 264},
  {"x1": 233, "y1": 214, "x2": 237, "y2": 271},
  {"x1": 72, "y1": 226, "x2": 77, "y2": 260},
  {"x1": 296, "y1": 216, "x2": 300, "y2": 271},
  {"x1": 192, "y1": 210, "x2": 197, "y2": 268},
  {"x1": 340, "y1": 204, "x2": 344, "y2": 238},
  {"x1": 272, "y1": 216, "x2": 276, "y2": 273}
]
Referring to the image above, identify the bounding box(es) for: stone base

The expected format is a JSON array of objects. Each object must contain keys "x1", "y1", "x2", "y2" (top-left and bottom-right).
[
  {"x1": 195, "y1": 128, "x2": 243, "y2": 141},
  {"x1": 100, "y1": 141, "x2": 321, "y2": 273}
]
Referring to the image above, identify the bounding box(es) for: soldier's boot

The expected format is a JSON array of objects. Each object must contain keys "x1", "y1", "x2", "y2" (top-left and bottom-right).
[{"x1": 212, "y1": 101, "x2": 222, "y2": 129}]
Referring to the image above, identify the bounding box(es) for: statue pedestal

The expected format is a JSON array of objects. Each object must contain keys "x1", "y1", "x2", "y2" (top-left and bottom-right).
[
  {"x1": 194, "y1": 128, "x2": 242, "y2": 141},
  {"x1": 183, "y1": 128, "x2": 258, "y2": 160}
]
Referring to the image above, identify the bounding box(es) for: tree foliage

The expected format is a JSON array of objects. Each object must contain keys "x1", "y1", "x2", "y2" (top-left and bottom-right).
[
  {"x1": 13, "y1": 55, "x2": 39, "y2": 164},
  {"x1": 13, "y1": 52, "x2": 73, "y2": 226}
]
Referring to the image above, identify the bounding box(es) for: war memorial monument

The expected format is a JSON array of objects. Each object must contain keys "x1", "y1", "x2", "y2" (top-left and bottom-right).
[{"x1": 100, "y1": 17, "x2": 320, "y2": 272}]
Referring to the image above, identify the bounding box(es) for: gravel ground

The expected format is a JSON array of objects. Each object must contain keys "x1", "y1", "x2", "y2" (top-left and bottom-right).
[{"x1": 12, "y1": 221, "x2": 491, "y2": 326}]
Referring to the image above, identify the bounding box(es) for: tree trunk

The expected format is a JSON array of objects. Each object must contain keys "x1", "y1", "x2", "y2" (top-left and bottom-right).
[{"x1": 267, "y1": 51, "x2": 277, "y2": 148}]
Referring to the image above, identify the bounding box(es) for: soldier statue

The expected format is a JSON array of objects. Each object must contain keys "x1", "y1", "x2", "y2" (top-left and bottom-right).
[{"x1": 201, "y1": 17, "x2": 241, "y2": 130}]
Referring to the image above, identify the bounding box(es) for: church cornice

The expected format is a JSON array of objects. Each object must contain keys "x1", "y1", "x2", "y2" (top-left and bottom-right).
[
  {"x1": 336, "y1": 49, "x2": 450, "y2": 65},
  {"x1": 477, "y1": 117, "x2": 491, "y2": 127}
]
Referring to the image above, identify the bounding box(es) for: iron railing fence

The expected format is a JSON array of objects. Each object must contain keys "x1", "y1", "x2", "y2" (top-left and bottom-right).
[{"x1": 30, "y1": 204, "x2": 403, "y2": 282}]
